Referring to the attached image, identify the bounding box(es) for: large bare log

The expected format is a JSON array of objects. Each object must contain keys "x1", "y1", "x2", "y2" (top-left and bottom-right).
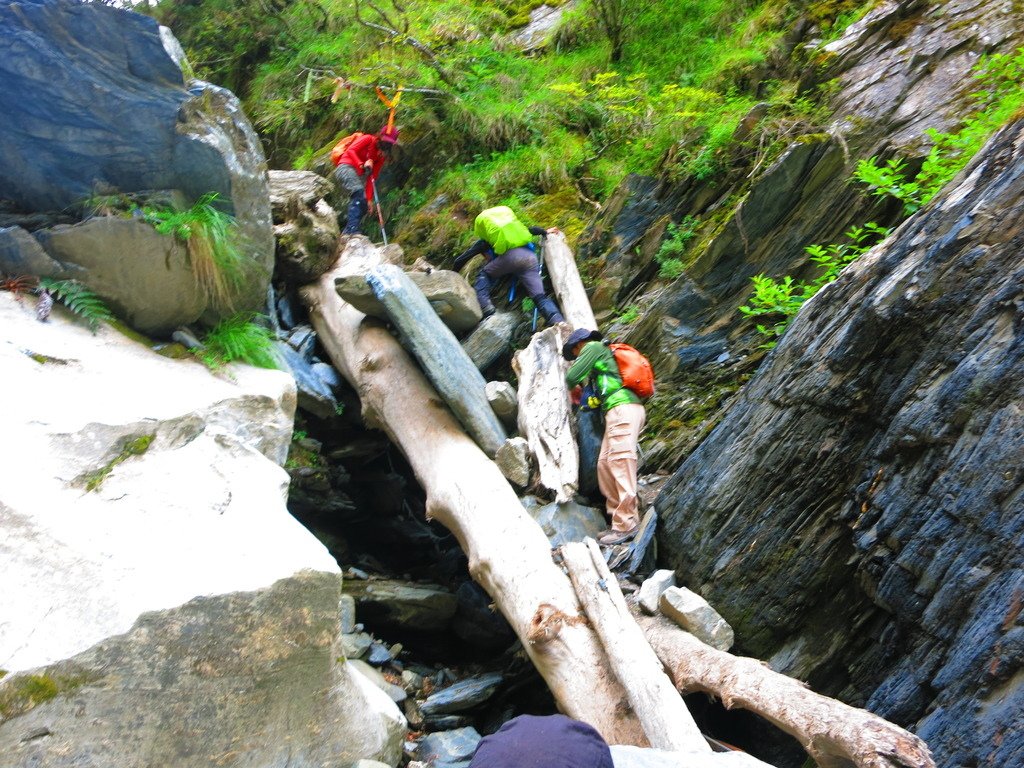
[
  {"x1": 300, "y1": 244, "x2": 647, "y2": 745},
  {"x1": 544, "y1": 233, "x2": 597, "y2": 331},
  {"x1": 638, "y1": 614, "x2": 936, "y2": 768},
  {"x1": 366, "y1": 263, "x2": 507, "y2": 458},
  {"x1": 562, "y1": 540, "x2": 710, "y2": 753},
  {"x1": 512, "y1": 324, "x2": 578, "y2": 502}
]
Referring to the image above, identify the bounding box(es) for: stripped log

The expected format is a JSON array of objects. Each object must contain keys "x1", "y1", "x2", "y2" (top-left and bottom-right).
[
  {"x1": 562, "y1": 539, "x2": 710, "y2": 752},
  {"x1": 301, "y1": 243, "x2": 647, "y2": 745},
  {"x1": 544, "y1": 233, "x2": 597, "y2": 331},
  {"x1": 366, "y1": 263, "x2": 506, "y2": 458},
  {"x1": 512, "y1": 324, "x2": 578, "y2": 502},
  {"x1": 638, "y1": 614, "x2": 936, "y2": 768}
]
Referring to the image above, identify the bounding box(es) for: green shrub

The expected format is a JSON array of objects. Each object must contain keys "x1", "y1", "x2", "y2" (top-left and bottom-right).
[
  {"x1": 615, "y1": 304, "x2": 640, "y2": 324},
  {"x1": 199, "y1": 314, "x2": 280, "y2": 371},
  {"x1": 739, "y1": 223, "x2": 890, "y2": 346},
  {"x1": 145, "y1": 193, "x2": 247, "y2": 309}
]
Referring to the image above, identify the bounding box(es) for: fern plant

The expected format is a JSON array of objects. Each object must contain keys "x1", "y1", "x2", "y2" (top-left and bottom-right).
[
  {"x1": 38, "y1": 278, "x2": 114, "y2": 332},
  {"x1": 144, "y1": 193, "x2": 247, "y2": 308},
  {"x1": 199, "y1": 313, "x2": 280, "y2": 371}
]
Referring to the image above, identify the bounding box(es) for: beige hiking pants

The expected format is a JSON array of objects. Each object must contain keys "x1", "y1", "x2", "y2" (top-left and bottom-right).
[{"x1": 597, "y1": 402, "x2": 646, "y2": 532}]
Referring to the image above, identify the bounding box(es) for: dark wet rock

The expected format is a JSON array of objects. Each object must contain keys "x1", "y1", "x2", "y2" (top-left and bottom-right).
[
  {"x1": 577, "y1": 409, "x2": 603, "y2": 498},
  {"x1": 422, "y1": 714, "x2": 474, "y2": 732},
  {"x1": 367, "y1": 641, "x2": 393, "y2": 666},
  {"x1": 274, "y1": 341, "x2": 339, "y2": 419},
  {"x1": 657, "y1": 121, "x2": 1024, "y2": 767},
  {"x1": 342, "y1": 632, "x2": 373, "y2": 660},
  {"x1": 462, "y1": 310, "x2": 519, "y2": 370},
  {"x1": 523, "y1": 497, "x2": 606, "y2": 548},
  {"x1": 419, "y1": 672, "x2": 505, "y2": 716},
  {"x1": 413, "y1": 727, "x2": 481, "y2": 765},
  {"x1": 451, "y1": 581, "x2": 515, "y2": 651},
  {"x1": 0, "y1": 226, "x2": 78, "y2": 279},
  {"x1": 345, "y1": 579, "x2": 458, "y2": 633},
  {"x1": 0, "y1": 0, "x2": 273, "y2": 315}
]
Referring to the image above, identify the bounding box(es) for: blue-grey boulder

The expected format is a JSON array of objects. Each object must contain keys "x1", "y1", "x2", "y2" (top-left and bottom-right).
[{"x1": 0, "y1": 0, "x2": 273, "y2": 315}]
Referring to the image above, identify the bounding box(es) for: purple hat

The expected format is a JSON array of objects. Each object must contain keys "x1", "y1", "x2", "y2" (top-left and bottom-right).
[
  {"x1": 469, "y1": 714, "x2": 613, "y2": 768},
  {"x1": 562, "y1": 328, "x2": 602, "y2": 360}
]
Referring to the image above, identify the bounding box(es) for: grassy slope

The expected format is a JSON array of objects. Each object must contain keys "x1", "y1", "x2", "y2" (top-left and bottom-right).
[{"x1": 153, "y1": 0, "x2": 866, "y2": 262}]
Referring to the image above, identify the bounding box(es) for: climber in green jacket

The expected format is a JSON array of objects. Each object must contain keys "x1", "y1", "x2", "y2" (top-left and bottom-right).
[{"x1": 564, "y1": 328, "x2": 645, "y2": 546}]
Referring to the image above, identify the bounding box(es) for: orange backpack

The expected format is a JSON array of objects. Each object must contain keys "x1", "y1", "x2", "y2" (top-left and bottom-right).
[
  {"x1": 330, "y1": 132, "x2": 366, "y2": 166},
  {"x1": 609, "y1": 343, "x2": 655, "y2": 399}
]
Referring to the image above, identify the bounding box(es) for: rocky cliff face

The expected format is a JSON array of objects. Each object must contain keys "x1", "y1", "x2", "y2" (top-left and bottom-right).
[
  {"x1": 0, "y1": 0, "x2": 273, "y2": 320},
  {"x1": 583, "y1": 0, "x2": 1023, "y2": 381},
  {"x1": 0, "y1": 293, "x2": 405, "y2": 766},
  {"x1": 658, "y1": 118, "x2": 1024, "y2": 767}
]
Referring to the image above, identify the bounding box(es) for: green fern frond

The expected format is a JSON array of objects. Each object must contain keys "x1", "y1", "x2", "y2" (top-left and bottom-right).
[
  {"x1": 199, "y1": 313, "x2": 280, "y2": 371},
  {"x1": 38, "y1": 278, "x2": 114, "y2": 332}
]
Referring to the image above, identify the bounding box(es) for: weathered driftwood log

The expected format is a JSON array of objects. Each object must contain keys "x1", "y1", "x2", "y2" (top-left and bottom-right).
[
  {"x1": 301, "y1": 244, "x2": 647, "y2": 745},
  {"x1": 366, "y1": 263, "x2": 507, "y2": 458},
  {"x1": 544, "y1": 233, "x2": 597, "y2": 331},
  {"x1": 638, "y1": 614, "x2": 936, "y2": 768},
  {"x1": 512, "y1": 324, "x2": 578, "y2": 502},
  {"x1": 562, "y1": 540, "x2": 710, "y2": 753}
]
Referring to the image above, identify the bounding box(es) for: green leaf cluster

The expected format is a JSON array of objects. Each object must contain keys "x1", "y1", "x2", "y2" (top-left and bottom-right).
[
  {"x1": 199, "y1": 313, "x2": 281, "y2": 371},
  {"x1": 739, "y1": 223, "x2": 890, "y2": 346}
]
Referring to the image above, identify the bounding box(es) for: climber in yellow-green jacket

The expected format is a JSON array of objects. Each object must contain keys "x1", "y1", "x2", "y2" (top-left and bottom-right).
[{"x1": 453, "y1": 205, "x2": 565, "y2": 325}]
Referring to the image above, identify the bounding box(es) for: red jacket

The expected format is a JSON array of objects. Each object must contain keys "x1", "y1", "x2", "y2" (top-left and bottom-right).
[{"x1": 337, "y1": 133, "x2": 387, "y2": 202}]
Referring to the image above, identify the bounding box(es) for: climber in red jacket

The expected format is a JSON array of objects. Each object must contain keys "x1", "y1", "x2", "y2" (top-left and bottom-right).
[{"x1": 333, "y1": 126, "x2": 399, "y2": 235}]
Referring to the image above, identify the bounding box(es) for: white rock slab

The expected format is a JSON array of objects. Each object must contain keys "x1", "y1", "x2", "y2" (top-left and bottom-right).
[
  {"x1": 0, "y1": 293, "x2": 335, "y2": 672},
  {"x1": 611, "y1": 744, "x2": 776, "y2": 767},
  {"x1": 659, "y1": 586, "x2": 735, "y2": 652},
  {"x1": 639, "y1": 569, "x2": 677, "y2": 615}
]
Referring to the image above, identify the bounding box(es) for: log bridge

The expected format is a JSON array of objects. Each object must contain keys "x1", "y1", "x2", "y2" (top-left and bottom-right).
[{"x1": 301, "y1": 234, "x2": 935, "y2": 768}]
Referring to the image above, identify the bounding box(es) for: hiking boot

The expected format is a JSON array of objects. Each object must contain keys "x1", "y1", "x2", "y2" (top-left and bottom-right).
[{"x1": 597, "y1": 526, "x2": 639, "y2": 546}]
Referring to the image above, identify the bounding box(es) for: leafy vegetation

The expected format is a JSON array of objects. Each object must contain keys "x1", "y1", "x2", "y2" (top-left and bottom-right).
[
  {"x1": 739, "y1": 223, "x2": 890, "y2": 346},
  {"x1": 615, "y1": 304, "x2": 640, "y2": 324},
  {"x1": 152, "y1": 0, "x2": 818, "y2": 261},
  {"x1": 38, "y1": 278, "x2": 114, "y2": 332},
  {"x1": 655, "y1": 216, "x2": 699, "y2": 279},
  {"x1": 144, "y1": 193, "x2": 248, "y2": 308},
  {"x1": 198, "y1": 313, "x2": 281, "y2": 371},
  {"x1": 854, "y1": 47, "x2": 1024, "y2": 214}
]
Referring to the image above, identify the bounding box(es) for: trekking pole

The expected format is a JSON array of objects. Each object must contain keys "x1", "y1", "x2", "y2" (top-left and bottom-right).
[
  {"x1": 371, "y1": 179, "x2": 388, "y2": 245},
  {"x1": 532, "y1": 237, "x2": 546, "y2": 331}
]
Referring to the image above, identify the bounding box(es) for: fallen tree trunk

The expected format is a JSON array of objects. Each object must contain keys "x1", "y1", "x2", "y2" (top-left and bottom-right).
[
  {"x1": 366, "y1": 263, "x2": 506, "y2": 457},
  {"x1": 638, "y1": 614, "x2": 936, "y2": 768},
  {"x1": 562, "y1": 540, "x2": 710, "y2": 753},
  {"x1": 301, "y1": 243, "x2": 647, "y2": 745},
  {"x1": 544, "y1": 233, "x2": 596, "y2": 331},
  {"x1": 512, "y1": 325, "x2": 578, "y2": 502}
]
